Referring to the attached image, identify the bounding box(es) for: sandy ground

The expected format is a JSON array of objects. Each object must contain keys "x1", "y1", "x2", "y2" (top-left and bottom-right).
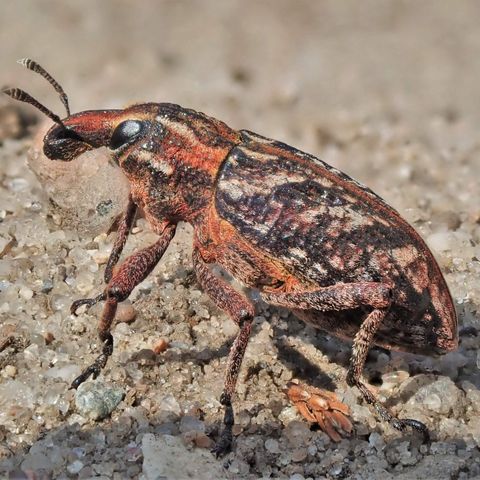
[{"x1": 1, "y1": 1, "x2": 480, "y2": 479}]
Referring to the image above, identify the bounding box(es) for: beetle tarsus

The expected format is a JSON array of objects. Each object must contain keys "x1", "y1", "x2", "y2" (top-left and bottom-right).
[
  {"x1": 70, "y1": 292, "x2": 106, "y2": 315},
  {"x1": 211, "y1": 430, "x2": 233, "y2": 457},
  {"x1": 392, "y1": 418, "x2": 430, "y2": 442},
  {"x1": 70, "y1": 333, "x2": 113, "y2": 389},
  {"x1": 211, "y1": 394, "x2": 234, "y2": 457}
]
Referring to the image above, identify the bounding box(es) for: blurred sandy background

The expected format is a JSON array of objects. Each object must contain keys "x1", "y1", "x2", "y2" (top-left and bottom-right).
[{"x1": 2, "y1": 1, "x2": 480, "y2": 142}]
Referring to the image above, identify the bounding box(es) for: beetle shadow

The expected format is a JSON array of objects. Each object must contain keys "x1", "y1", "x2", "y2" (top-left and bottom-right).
[{"x1": 271, "y1": 326, "x2": 337, "y2": 391}]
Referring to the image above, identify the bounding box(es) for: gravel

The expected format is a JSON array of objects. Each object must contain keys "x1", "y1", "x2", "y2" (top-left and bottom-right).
[
  {"x1": 75, "y1": 381, "x2": 125, "y2": 421},
  {"x1": 1, "y1": 1, "x2": 480, "y2": 479}
]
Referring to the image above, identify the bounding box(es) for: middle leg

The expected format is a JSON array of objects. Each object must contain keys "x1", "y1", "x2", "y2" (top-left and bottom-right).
[{"x1": 192, "y1": 248, "x2": 255, "y2": 456}]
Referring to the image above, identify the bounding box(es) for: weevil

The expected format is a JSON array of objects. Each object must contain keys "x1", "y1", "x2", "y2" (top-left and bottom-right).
[{"x1": 3, "y1": 59, "x2": 458, "y2": 455}]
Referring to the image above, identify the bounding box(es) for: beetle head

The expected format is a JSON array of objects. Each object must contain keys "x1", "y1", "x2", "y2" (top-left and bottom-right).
[
  {"x1": 2, "y1": 59, "x2": 157, "y2": 162},
  {"x1": 43, "y1": 104, "x2": 161, "y2": 162},
  {"x1": 4, "y1": 60, "x2": 238, "y2": 222}
]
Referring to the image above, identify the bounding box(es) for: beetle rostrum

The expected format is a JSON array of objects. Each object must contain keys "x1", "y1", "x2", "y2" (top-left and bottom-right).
[{"x1": 3, "y1": 59, "x2": 457, "y2": 456}]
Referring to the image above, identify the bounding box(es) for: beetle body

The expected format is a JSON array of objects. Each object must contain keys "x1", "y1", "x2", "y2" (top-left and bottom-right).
[
  {"x1": 49, "y1": 102, "x2": 456, "y2": 355},
  {"x1": 213, "y1": 129, "x2": 457, "y2": 355},
  {"x1": 4, "y1": 64, "x2": 457, "y2": 454}
]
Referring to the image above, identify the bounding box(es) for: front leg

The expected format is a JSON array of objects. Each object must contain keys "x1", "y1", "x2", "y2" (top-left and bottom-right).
[
  {"x1": 263, "y1": 282, "x2": 428, "y2": 439},
  {"x1": 71, "y1": 196, "x2": 138, "y2": 315},
  {"x1": 105, "y1": 195, "x2": 137, "y2": 283},
  {"x1": 71, "y1": 223, "x2": 176, "y2": 389},
  {"x1": 192, "y1": 248, "x2": 255, "y2": 457}
]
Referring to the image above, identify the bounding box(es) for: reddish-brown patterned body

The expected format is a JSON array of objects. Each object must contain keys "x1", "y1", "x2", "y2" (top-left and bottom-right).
[
  {"x1": 213, "y1": 130, "x2": 457, "y2": 355},
  {"x1": 4, "y1": 63, "x2": 458, "y2": 454},
  {"x1": 50, "y1": 103, "x2": 455, "y2": 353}
]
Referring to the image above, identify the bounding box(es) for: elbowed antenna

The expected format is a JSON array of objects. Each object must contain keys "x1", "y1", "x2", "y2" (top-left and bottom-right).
[
  {"x1": 2, "y1": 87, "x2": 66, "y2": 128},
  {"x1": 17, "y1": 58, "x2": 70, "y2": 116}
]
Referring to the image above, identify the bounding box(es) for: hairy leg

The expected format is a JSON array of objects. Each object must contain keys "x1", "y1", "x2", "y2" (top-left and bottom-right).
[
  {"x1": 71, "y1": 224, "x2": 176, "y2": 389},
  {"x1": 261, "y1": 281, "x2": 392, "y2": 311},
  {"x1": 192, "y1": 248, "x2": 255, "y2": 456},
  {"x1": 346, "y1": 308, "x2": 429, "y2": 438},
  {"x1": 105, "y1": 195, "x2": 137, "y2": 283},
  {"x1": 71, "y1": 197, "x2": 138, "y2": 315},
  {"x1": 263, "y1": 282, "x2": 428, "y2": 438}
]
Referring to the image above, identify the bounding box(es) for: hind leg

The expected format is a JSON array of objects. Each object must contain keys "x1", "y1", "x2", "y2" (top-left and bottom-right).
[
  {"x1": 263, "y1": 282, "x2": 428, "y2": 439},
  {"x1": 347, "y1": 308, "x2": 429, "y2": 438}
]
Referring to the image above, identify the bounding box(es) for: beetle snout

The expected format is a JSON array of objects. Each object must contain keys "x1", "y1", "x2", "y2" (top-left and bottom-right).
[
  {"x1": 43, "y1": 124, "x2": 93, "y2": 161},
  {"x1": 43, "y1": 109, "x2": 122, "y2": 161}
]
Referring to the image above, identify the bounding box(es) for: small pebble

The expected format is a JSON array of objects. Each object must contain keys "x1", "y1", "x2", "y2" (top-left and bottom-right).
[
  {"x1": 193, "y1": 433, "x2": 214, "y2": 449},
  {"x1": 19, "y1": 286, "x2": 33, "y2": 300},
  {"x1": 3, "y1": 365, "x2": 16, "y2": 378},
  {"x1": 291, "y1": 448, "x2": 308, "y2": 462},
  {"x1": 368, "y1": 432, "x2": 385, "y2": 451},
  {"x1": 92, "y1": 248, "x2": 110, "y2": 265},
  {"x1": 222, "y1": 318, "x2": 238, "y2": 337},
  {"x1": 75, "y1": 381, "x2": 125, "y2": 420},
  {"x1": 153, "y1": 338, "x2": 169, "y2": 354},
  {"x1": 289, "y1": 474, "x2": 305, "y2": 480},
  {"x1": 43, "y1": 332, "x2": 55, "y2": 345},
  {"x1": 67, "y1": 460, "x2": 85, "y2": 475},
  {"x1": 115, "y1": 302, "x2": 136, "y2": 323},
  {"x1": 179, "y1": 415, "x2": 205, "y2": 433},
  {"x1": 265, "y1": 438, "x2": 281, "y2": 454}
]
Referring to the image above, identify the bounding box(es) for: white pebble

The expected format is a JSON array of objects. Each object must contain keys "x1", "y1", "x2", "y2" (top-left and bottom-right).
[
  {"x1": 19, "y1": 286, "x2": 33, "y2": 300},
  {"x1": 289, "y1": 474, "x2": 305, "y2": 480},
  {"x1": 3, "y1": 365, "x2": 16, "y2": 378},
  {"x1": 67, "y1": 460, "x2": 84, "y2": 474},
  {"x1": 265, "y1": 438, "x2": 281, "y2": 454},
  {"x1": 222, "y1": 318, "x2": 238, "y2": 337}
]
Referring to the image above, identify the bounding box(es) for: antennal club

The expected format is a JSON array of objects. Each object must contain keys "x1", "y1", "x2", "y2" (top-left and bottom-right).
[
  {"x1": 18, "y1": 58, "x2": 71, "y2": 116},
  {"x1": 2, "y1": 87, "x2": 66, "y2": 128}
]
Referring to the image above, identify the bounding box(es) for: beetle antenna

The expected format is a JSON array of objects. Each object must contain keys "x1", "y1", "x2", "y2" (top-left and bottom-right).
[
  {"x1": 2, "y1": 87, "x2": 66, "y2": 128},
  {"x1": 17, "y1": 58, "x2": 71, "y2": 116}
]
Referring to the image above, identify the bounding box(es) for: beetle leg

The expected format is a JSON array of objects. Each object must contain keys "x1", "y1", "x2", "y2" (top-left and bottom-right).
[
  {"x1": 261, "y1": 281, "x2": 392, "y2": 311},
  {"x1": 192, "y1": 248, "x2": 255, "y2": 457},
  {"x1": 104, "y1": 195, "x2": 137, "y2": 283},
  {"x1": 347, "y1": 308, "x2": 430, "y2": 440},
  {"x1": 71, "y1": 224, "x2": 176, "y2": 389},
  {"x1": 263, "y1": 282, "x2": 428, "y2": 439},
  {"x1": 70, "y1": 196, "x2": 137, "y2": 315}
]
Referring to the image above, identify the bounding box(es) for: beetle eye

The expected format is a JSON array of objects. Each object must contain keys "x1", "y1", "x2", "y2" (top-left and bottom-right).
[{"x1": 110, "y1": 120, "x2": 143, "y2": 150}]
